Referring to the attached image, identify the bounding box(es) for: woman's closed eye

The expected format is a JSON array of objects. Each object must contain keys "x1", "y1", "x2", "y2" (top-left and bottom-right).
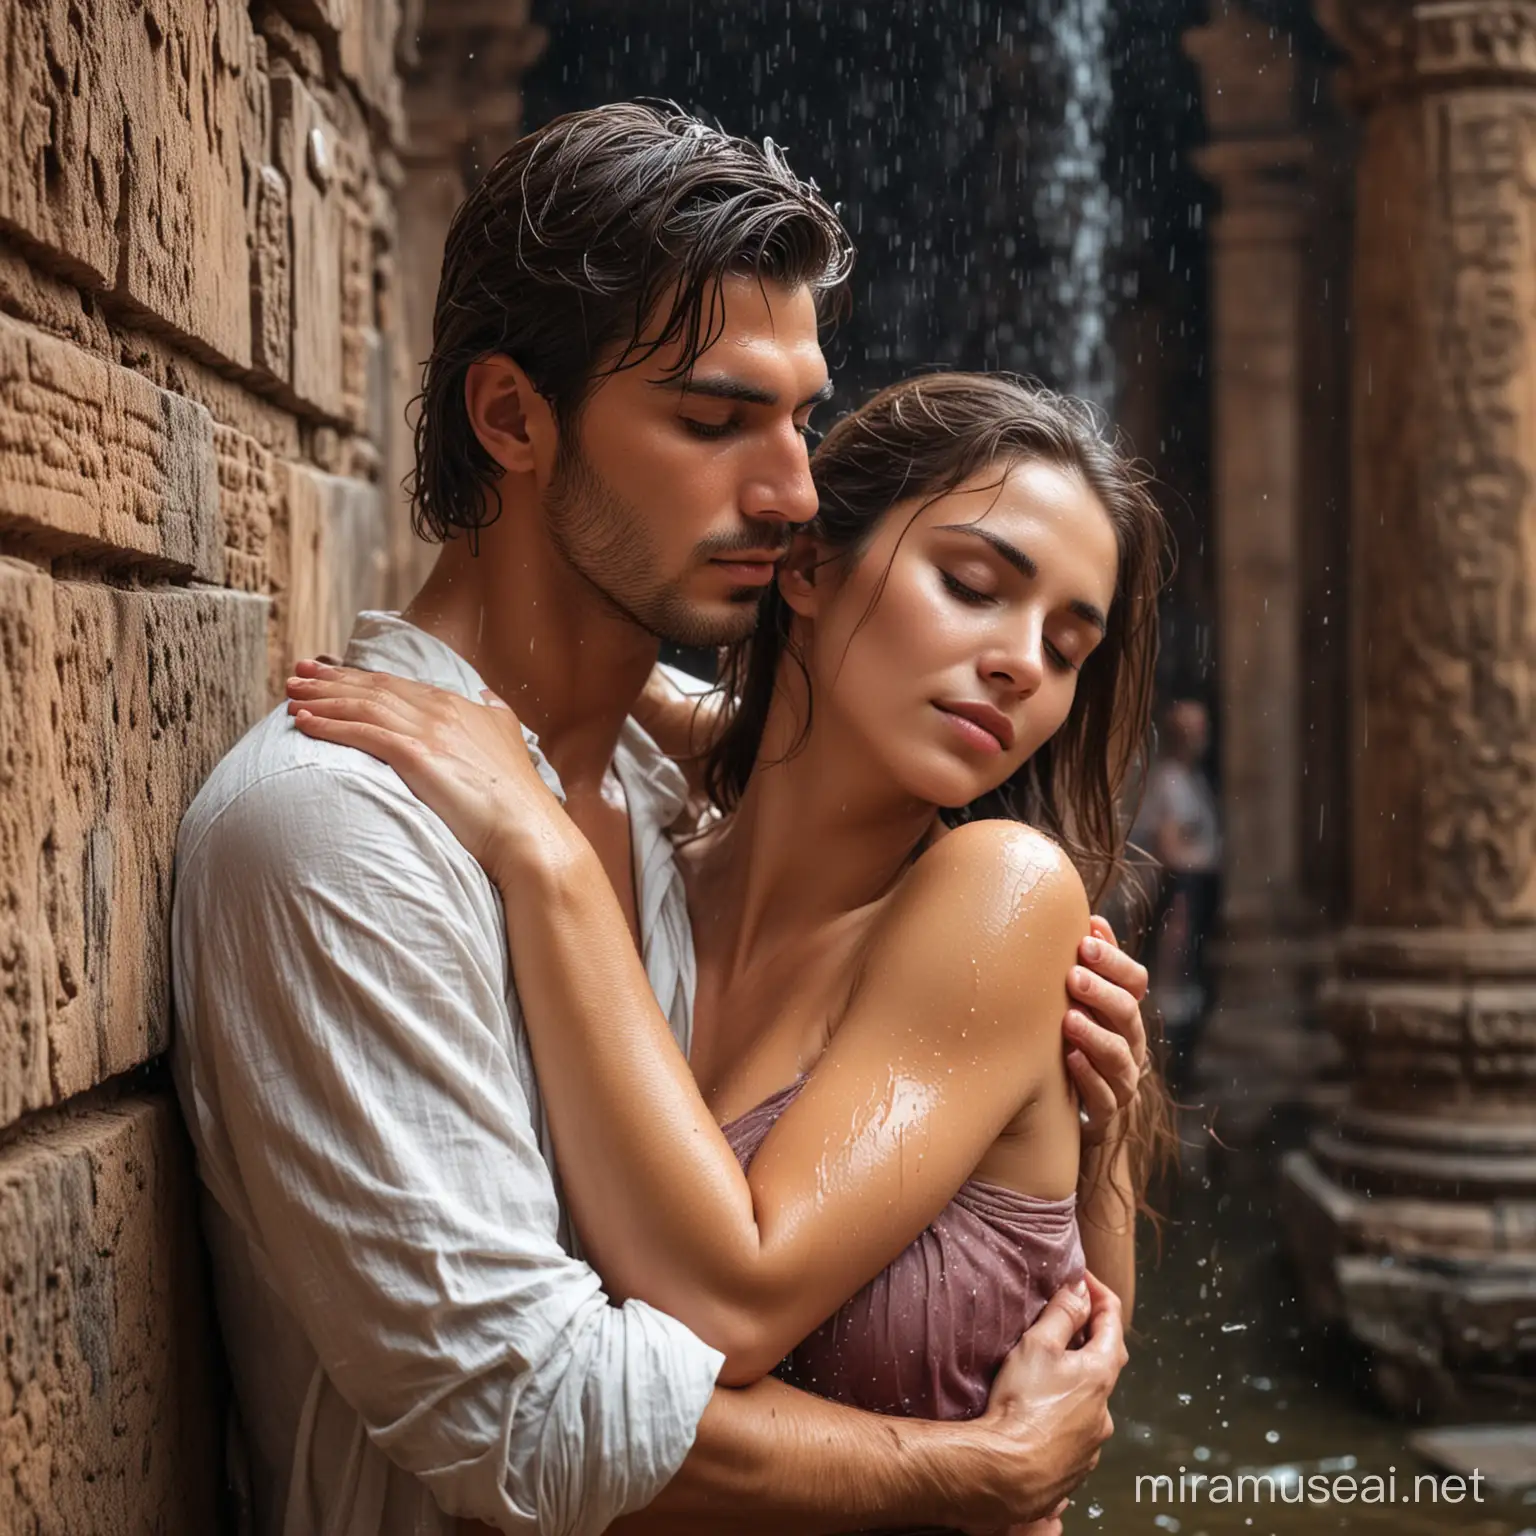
[
  {"x1": 1044, "y1": 640, "x2": 1079, "y2": 674},
  {"x1": 941, "y1": 571, "x2": 1080, "y2": 673},
  {"x1": 940, "y1": 570, "x2": 996, "y2": 606}
]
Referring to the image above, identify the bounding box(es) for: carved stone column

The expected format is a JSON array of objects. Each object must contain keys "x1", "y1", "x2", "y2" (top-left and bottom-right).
[
  {"x1": 1282, "y1": 0, "x2": 1536, "y2": 1415},
  {"x1": 387, "y1": 0, "x2": 547, "y2": 605},
  {"x1": 1184, "y1": 6, "x2": 1337, "y2": 1138}
]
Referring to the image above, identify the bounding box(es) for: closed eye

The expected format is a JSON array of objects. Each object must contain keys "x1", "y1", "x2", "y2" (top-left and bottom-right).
[
  {"x1": 943, "y1": 573, "x2": 1080, "y2": 673},
  {"x1": 682, "y1": 416, "x2": 820, "y2": 445},
  {"x1": 1045, "y1": 640, "x2": 1078, "y2": 674},
  {"x1": 681, "y1": 417, "x2": 739, "y2": 440},
  {"x1": 940, "y1": 571, "x2": 995, "y2": 606}
]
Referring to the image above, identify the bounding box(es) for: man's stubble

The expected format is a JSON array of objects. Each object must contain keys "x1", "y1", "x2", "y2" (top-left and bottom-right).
[{"x1": 543, "y1": 438, "x2": 783, "y2": 650}]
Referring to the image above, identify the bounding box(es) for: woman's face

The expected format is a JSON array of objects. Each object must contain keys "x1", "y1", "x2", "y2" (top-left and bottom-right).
[{"x1": 793, "y1": 459, "x2": 1119, "y2": 809}]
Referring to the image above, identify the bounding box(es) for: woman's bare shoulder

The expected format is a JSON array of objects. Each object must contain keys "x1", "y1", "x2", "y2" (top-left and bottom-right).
[
  {"x1": 873, "y1": 819, "x2": 1090, "y2": 974},
  {"x1": 913, "y1": 818, "x2": 1085, "y2": 906}
]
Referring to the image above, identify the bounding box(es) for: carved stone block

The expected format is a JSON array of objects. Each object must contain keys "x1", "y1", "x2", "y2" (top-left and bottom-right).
[
  {"x1": 340, "y1": 195, "x2": 373, "y2": 431},
  {"x1": 1282, "y1": 1149, "x2": 1536, "y2": 1414},
  {"x1": 0, "y1": 563, "x2": 267, "y2": 1128},
  {"x1": 268, "y1": 460, "x2": 387, "y2": 699},
  {"x1": 338, "y1": 0, "x2": 406, "y2": 141},
  {"x1": 0, "y1": 0, "x2": 123, "y2": 290},
  {"x1": 1, "y1": 0, "x2": 270, "y2": 369},
  {"x1": 47, "y1": 581, "x2": 268, "y2": 1108},
  {"x1": 1326, "y1": 975, "x2": 1536, "y2": 1101},
  {"x1": 0, "y1": 562, "x2": 55, "y2": 1123},
  {"x1": 252, "y1": 164, "x2": 293, "y2": 384},
  {"x1": 0, "y1": 243, "x2": 113, "y2": 359},
  {"x1": 114, "y1": 0, "x2": 268, "y2": 369},
  {"x1": 0, "y1": 315, "x2": 221, "y2": 580},
  {"x1": 215, "y1": 424, "x2": 274, "y2": 594},
  {"x1": 272, "y1": 70, "x2": 345, "y2": 419},
  {"x1": 0, "y1": 1096, "x2": 222, "y2": 1532},
  {"x1": 1321, "y1": 1, "x2": 1536, "y2": 98}
]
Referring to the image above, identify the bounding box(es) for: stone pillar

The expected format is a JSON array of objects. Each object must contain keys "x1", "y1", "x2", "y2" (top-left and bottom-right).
[
  {"x1": 388, "y1": 0, "x2": 547, "y2": 607},
  {"x1": 1282, "y1": 0, "x2": 1536, "y2": 1414},
  {"x1": 1184, "y1": 6, "x2": 1337, "y2": 1139}
]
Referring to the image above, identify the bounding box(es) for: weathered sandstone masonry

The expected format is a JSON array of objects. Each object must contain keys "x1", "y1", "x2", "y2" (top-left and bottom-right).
[{"x1": 0, "y1": 1, "x2": 540, "y2": 1525}]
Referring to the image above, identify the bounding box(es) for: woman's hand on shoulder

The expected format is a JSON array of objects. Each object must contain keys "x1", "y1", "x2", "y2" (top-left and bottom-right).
[{"x1": 284, "y1": 659, "x2": 572, "y2": 881}]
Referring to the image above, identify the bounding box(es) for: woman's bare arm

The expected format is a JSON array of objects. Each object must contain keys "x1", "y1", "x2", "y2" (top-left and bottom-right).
[
  {"x1": 492, "y1": 816, "x2": 1088, "y2": 1382},
  {"x1": 283, "y1": 668, "x2": 1093, "y2": 1381}
]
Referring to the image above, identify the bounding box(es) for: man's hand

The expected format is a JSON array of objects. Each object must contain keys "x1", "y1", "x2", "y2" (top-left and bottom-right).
[
  {"x1": 960, "y1": 1273, "x2": 1126, "y2": 1533},
  {"x1": 1064, "y1": 916, "x2": 1149, "y2": 1145}
]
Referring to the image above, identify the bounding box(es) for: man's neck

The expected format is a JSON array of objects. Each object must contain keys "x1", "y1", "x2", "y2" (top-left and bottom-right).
[{"x1": 402, "y1": 534, "x2": 658, "y2": 795}]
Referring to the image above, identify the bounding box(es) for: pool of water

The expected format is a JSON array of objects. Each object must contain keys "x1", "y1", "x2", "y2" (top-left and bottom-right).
[{"x1": 1072, "y1": 1132, "x2": 1534, "y2": 1535}]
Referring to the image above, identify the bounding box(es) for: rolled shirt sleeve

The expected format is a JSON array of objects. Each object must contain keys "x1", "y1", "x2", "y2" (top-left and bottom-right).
[{"x1": 172, "y1": 755, "x2": 722, "y2": 1535}]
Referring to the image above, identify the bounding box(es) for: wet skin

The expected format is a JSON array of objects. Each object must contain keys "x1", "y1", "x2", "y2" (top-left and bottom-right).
[
  {"x1": 285, "y1": 276, "x2": 1140, "y2": 1529},
  {"x1": 399, "y1": 275, "x2": 829, "y2": 947},
  {"x1": 282, "y1": 456, "x2": 1128, "y2": 1384},
  {"x1": 682, "y1": 459, "x2": 1122, "y2": 1216}
]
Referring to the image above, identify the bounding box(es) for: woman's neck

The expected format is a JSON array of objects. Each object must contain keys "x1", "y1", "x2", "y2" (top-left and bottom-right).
[{"x1": 694, "y1": 686, "x2": 942, "y2": 977}]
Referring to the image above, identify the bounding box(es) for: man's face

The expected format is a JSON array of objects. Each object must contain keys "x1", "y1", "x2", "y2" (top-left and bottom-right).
[{"x1": 543, "y1": 276, "x2": 830, "y2": 647}]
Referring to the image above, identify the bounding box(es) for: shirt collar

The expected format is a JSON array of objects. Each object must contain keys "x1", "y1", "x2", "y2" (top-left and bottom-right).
[{"x1": 343, "y1": 611, "x2": 690, "y2": 825}]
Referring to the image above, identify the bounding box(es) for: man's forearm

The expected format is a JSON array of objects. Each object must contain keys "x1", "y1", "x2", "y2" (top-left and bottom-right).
[{"x1": 608, "y1": 1376, "x2": 1003, "y2": 1536}]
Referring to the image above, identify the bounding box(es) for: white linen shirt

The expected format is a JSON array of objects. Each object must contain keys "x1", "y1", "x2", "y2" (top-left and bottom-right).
[{"x1": 170, "y1": 612, "x2": 723, "y2": 1536}]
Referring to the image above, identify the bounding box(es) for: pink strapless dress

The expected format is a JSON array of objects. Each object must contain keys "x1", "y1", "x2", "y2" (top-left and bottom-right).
[{"x1": 720, "y1": 1076, "x2": 1084, "y2": 1423}]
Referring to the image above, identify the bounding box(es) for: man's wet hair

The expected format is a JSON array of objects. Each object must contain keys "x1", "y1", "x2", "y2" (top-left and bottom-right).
[{"x1": 408, "y1": 101, "x2": 855, "y2": 543}]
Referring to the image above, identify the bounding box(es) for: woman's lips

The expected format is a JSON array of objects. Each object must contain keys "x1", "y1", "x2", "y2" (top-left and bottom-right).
[{"x1": 933, "y1": 700, "x2": 1013, "y2": 754}]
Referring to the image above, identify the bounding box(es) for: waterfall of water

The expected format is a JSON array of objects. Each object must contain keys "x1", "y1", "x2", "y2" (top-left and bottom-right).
[{"x1": 1001, "y1": 0, "x2": 1119, "y2": 407}]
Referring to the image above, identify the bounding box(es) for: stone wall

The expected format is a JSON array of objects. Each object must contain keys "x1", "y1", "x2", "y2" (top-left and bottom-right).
[{"x1": 0, "y1": 0, "x2": 415, "y2": 1525}]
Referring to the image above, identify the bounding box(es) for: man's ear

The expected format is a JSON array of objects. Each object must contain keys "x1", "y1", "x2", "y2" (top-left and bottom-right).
[
  {"x1": 778, "y1": 532, "x2": 829, "y2": 618},
  {"x1": 464, "y1": 355, "x2": 559, "y2": 483}
]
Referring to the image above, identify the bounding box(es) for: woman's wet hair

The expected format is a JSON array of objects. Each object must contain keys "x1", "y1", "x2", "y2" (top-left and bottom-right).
[
  {"x1": 704, "y1": 371, "x2": 1177, "y2": 1211},
  {"x1": 408, "y1": 101, "x2": 855, "y2": 544},
  {"x1": 707, "y1": 371, "x2": 1166, "y2": 897}
]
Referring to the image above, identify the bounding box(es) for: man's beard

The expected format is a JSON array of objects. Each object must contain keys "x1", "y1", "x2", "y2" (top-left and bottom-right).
[{"x1": 543, "y1": 441, "x2": 785, "y2": 648}]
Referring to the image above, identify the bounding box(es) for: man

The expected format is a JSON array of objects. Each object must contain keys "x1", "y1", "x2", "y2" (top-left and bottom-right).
[{"x1": 172, "y1": 103, "x2": 1148, "y2": 1536}]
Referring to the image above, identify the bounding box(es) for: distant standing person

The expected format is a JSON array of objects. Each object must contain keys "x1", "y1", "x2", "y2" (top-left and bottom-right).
[{"x1": 1135, "y1": 698, "x2": 1220, "y2": 1090}]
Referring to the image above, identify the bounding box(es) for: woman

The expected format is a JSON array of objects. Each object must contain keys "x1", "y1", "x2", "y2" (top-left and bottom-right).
[{"x1": 285, "y1": 373, "x2": 1169, "y2": 1436}]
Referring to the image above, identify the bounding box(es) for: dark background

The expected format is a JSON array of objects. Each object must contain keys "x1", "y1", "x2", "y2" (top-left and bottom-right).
[{"x1": 513, "y1": 0, "x2": 1332, "y2": 696}]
